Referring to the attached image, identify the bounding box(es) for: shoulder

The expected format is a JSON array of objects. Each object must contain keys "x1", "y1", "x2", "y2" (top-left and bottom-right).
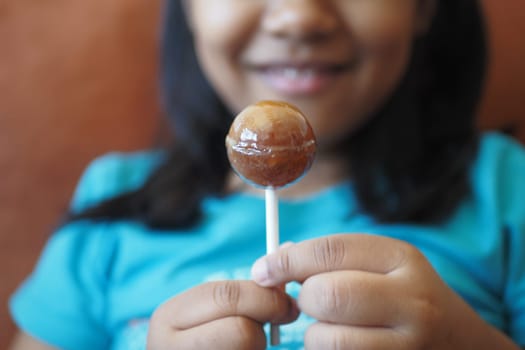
[
  {"x1": 471, "y1": 132, "x2": 525, "y2": 218},
  {"x1": 10, "y1": 151, "x2": 166, "y2": 348},
  {"x1": 473, "y1": 132, "x2": 525, "y2": 183},
  {"x1": 9, "y1": 221, "x2": 118, "y2": 349},
  {"x1": 476, "y1": 131, "x2": 525, "y2": 163},
  {"x1": 70, "y1": 150, "x2": 165, "y2": 213}
]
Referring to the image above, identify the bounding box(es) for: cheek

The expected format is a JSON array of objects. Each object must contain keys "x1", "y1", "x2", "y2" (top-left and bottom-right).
[
  {"x1": 190, "y1": 1, "x2": 260, "y2": 52},
  {"x1": 351, "y1": 4, "x2": 418, "y2": 98},
  {"x1": 344, "y1": 2, "x2": 419, "y2": 56},
  {"x1": 311, "y1": 6, "x2": 419, "y2": 144},
  {"x1": 189, "y1": 2, "x2": 262, "y2": 112}
]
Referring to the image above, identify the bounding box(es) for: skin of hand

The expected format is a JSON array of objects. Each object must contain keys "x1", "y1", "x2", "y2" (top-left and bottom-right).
[
  {"x1": 8, "y1": 332, "x2": 58, "y2": 350},
  {"x1": 146, "y1": 280, "x2": 299, "y2": 350},
  {"x1": 251, "y1": 234, "x2": 521, "y2": 350}
]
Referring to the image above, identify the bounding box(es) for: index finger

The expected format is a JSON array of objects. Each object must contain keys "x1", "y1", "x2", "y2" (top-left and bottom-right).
[
  {"x1": 155, "y1": 280, "x2": 299, "y2": 330},
  {"x1": 251, "y1": 234, "x2": 410, "y2": 287}
]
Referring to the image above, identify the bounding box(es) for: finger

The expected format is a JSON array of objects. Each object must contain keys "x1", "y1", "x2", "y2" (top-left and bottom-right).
[
  {"x1": 298, "y1": 270, "x2": 403, "y2": 326},
  {"x1": 304, "y1": 322, "x2": 406, "y2": 350},
  {"x1": 175, "y1": 317, "x2": 267, "y2": 350},
  {"x1": 149, "y1": 316, "x2": 267, "y2": 350},
  {"x1": 251, "y1": 233, "x2": 411, "y2": 286},
  {"x1": 157, "y1": 280, "x2": 299, "y2": 330}
]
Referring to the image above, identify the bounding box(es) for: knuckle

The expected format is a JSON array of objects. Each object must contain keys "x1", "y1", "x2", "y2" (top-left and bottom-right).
[
  {"x1": 212, "y1": 281, "x2": 241, "y2": 313},
  {"x1": 312, "y1": 237, "x2": 346, "y2": 270},
  {"x1": 149, "y1": 306, "x2": 162, "y2": 325},
  {"x1": 276, "y1": 250, "x2": 293, "y2": 276},
  {"x1": 149, "y1": 300, "x2": 173, "y2": 329},
  {"x1": 405, "y1": 242, "x2": 426, "y2": 263},
  {"x1": 404, "y1": 244, "x2": 425, "y2": 264},
  {"x1": 389, "y1": 241, "x2": 424, "y2": 274},
  {"x1": 406, "y1": 296, "x2": 444, "y2": 348},
  {"x1": 414, "y1": 297, "x2": 443, "y2": 330}
]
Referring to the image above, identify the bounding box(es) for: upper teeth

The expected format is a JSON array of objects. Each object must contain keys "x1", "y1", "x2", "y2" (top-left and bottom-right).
[{"x1": 283, "y1": 68, "x2": 315, "y2": 78}]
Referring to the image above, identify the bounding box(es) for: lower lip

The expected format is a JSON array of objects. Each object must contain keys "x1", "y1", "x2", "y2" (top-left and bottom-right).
[{"x1": 258, "y1": 68, "x2": 341, "y2": 96}]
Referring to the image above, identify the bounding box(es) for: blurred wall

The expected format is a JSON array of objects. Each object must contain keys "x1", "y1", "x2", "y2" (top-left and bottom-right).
[
  {"x1": 0, "y1": 0, "x2": 524, "y2": 348},
  {"x1": 479, "y1": 0, "x2": 525, "y2": 140},
  {"x1": 0, "y1": 0, "x2": 163, "y2": 347}
]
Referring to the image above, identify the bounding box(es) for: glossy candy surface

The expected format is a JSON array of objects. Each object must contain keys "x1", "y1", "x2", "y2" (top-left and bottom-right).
[{"x1": 226, "y1": 101, "x2": 316, "y2": 188}]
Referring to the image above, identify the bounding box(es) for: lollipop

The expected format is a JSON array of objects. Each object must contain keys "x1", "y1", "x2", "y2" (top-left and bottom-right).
[
  {"x1": 225, "y1": 100, "x2": 316, "y2": 345},
  {"x1": 226, "y1": 100, "x2": 316, "y2": 188}
]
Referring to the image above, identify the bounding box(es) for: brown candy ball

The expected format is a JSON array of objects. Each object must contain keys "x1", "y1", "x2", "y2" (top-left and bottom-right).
[{"x1": 225, "y1": 101, "x2": 316, "y2": 188}]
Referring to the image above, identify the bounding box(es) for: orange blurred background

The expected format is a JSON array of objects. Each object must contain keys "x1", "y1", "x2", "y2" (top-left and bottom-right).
[{"x1": 0, "y1": 0, "x2": 524, "y2": 348}]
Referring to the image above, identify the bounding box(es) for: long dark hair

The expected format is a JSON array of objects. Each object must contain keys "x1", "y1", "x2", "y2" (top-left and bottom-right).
[{"x1": 70, "y1": 0, "x2": 488, "y2": 228}]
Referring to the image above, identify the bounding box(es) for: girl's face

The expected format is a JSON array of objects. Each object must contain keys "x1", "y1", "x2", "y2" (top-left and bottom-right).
[{"x1": 185, "y1": 0, "x2": 435, "y2": 148}]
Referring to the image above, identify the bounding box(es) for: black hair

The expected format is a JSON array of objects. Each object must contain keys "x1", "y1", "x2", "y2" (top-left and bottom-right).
[{"x1": 69, "y1": 0, "x2": 487, "y2": 228}]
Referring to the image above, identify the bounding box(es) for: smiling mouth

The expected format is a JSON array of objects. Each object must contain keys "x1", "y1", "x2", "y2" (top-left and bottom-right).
[{"x1": 248, "y1": 63, "x2": 352, "y2": 96}]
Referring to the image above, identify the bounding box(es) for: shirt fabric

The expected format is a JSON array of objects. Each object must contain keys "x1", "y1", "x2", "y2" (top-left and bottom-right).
[{"x1": 9, "y1": 132, "x2": 525, "y2": 349}]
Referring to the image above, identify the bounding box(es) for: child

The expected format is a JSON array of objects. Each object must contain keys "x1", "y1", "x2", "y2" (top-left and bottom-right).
[{"x1": 9, "y1": 0, "x2": 525, "y2": 349}]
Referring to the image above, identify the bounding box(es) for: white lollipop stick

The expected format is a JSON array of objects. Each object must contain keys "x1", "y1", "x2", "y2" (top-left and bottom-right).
[
  {"x1": 266, "y1": 188, "x2": 280, "y2": 254},
  {"x1": 265, "y1": 188, "x2": 281, "y2": 345}
]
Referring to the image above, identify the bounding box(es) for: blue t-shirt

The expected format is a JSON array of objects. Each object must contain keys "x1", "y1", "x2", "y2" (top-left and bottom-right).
[{"x1": 10, "y1": 132, "x2": 525, "y2": 349}]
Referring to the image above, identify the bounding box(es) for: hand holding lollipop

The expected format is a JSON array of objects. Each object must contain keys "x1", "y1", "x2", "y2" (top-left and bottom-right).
[{"x1": 225, "y1": 100, "x2": 316, "y2": 345}]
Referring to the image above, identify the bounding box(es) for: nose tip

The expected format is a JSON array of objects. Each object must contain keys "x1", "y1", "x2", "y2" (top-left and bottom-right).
[{"x1": 262, "y1": 1, "x2": 339, "y2": 41}]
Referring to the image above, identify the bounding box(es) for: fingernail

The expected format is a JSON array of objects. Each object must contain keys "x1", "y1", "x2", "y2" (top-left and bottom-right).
[
  {"x1": 280, "y1": 241, "x2": 294, "y2": 250},
  {"x1": 251, "y1": 258, "x2": 270, "y2": 285}
]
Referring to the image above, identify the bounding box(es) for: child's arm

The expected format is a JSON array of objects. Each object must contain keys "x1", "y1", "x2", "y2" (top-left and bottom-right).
[
  {"x1": 9, "y1": 332, "x2": 57, "y2": 350},
  {"x1": 251, "y1": 234, "x2": 523, "y2": 349}
]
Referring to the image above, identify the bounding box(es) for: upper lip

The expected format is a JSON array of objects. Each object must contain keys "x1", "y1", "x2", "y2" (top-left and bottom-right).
[{"x1": 244, "y1": 59, "x2": 355, "y2": 72}]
